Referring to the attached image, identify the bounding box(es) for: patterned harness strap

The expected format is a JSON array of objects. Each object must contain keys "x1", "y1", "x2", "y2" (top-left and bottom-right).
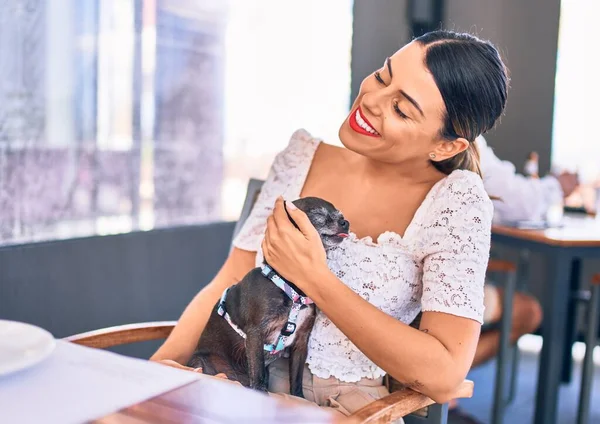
[
  {"x1": 260, "y1": 263, "x2": 314, "y2": 306},
  {"x1": 217, "y1": 264, "x2": 314, "y2": 355}
]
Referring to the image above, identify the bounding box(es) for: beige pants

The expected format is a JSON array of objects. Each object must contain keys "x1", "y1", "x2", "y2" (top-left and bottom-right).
[{"x1": 268, "y1": 357, "x2": 404, "y2": 423}]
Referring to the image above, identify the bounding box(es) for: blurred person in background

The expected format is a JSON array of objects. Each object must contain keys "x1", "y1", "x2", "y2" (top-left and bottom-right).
[
  {"x1": 481, "y1": 136, "x2": 579, "y2": 224},
  {"x1": 523, "y1": 151, "x2": 540, "y2": 178}
]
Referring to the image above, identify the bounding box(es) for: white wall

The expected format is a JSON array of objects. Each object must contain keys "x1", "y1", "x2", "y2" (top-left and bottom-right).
[{"x1": 445, "y1": 0, "x2": 561, "y2": 174}]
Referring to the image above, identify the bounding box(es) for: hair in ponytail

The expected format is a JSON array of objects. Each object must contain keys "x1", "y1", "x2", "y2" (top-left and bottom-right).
[{"x1": 415, "y1": 30, "x2": 509, "y2": 179}]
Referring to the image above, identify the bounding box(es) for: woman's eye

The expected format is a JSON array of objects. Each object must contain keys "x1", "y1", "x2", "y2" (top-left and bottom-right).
[
  {"x1": 393, "y1": 101, "x2": 408, "y2": 119},
  {"x1": 374, "y1": 71, "x2": 408, "y2": 120}
]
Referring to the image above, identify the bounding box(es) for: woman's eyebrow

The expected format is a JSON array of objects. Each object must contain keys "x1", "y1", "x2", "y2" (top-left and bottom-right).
[
  {"x1": 386, "y1": 57, "x2": 425, "y2": 117},
  {"x1": 400, "y1": 90, "x2": 424, "y2": 117}
]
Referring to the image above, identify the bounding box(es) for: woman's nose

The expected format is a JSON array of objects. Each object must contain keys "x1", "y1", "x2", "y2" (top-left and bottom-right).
[
  {"x1": 360, "y1": 92, "x2": 380, "y2": 116},
  {"x1": 360, "y1": 86, "x2": 386, "y2": 116}
]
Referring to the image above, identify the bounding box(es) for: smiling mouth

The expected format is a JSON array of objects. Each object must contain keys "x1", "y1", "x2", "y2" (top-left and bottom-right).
[{"x1": 349, "y1": 106, "x2": 380, "y2": 137}]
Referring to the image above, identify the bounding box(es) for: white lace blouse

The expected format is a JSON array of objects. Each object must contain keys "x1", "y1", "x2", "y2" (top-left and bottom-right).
[{"x1": 232, "y1": 129, "x2": 494, "y2": 383}]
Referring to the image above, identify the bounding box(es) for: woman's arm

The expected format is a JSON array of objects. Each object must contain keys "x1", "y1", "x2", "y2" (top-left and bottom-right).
[
  {"x1": 262, "y1": 197, "x2": 482, "y2": 403},
  {"x1": 307, "y1": 268, "x2": 480, "y2": 403},
  {"x1": 150, "y1": 247, "x2": 256, "y2": 365}
]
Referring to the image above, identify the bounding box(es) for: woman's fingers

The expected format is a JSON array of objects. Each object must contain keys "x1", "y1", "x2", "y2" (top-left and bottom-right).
[
  {"x1": 266, "y1": 213, "x2": 278, "y2": 233},
  {"x1": 158, "y1": 359, "x2": 203, "y2": 373},
  {"x1": 262, "y1": 236, "x2": 278, "y2": 264},
  {"x1": 284, "y1": 200, "x2": 316, "y2": 239},
  {"x1": 272, "y1": 197, "x2": 316, "y2": 240},
  {"x1": 272, "y1": 197, "x2": 291, "y2": 230},
  {"x1": 158, "y1": 360, "x2": 234, "y2": 380}
]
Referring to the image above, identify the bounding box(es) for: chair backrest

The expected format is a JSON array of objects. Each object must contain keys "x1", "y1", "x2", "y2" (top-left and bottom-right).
[{"x1": 230, "y1": 178, "x2": 265, "y2": 250}]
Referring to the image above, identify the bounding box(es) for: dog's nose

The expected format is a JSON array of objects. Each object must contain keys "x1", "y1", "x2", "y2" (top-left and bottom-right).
[{"x1": 338, "y1": 219, "x2": 349, "y2": 231}]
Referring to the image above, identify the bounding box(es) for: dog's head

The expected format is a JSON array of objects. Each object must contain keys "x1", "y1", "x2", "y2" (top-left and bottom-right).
[{"x1": 288, "y1": 197, "x2": 350, "y2": 250}]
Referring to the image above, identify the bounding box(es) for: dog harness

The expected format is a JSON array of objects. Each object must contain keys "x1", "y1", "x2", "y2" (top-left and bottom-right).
[{"x1": 217, "y1": 263, "x2": 314, "y2": 354}]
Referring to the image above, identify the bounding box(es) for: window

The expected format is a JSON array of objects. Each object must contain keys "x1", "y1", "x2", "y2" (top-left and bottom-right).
[
  {"x1": 551, "y1": 0, "x2": 598, "y2": 208},
  {"x1": 0, "y1": 1, "x2": 354, "y2": 245},
  {"x1": 0, "y1": 0, "x2": 227, "y2": 245},
  {"x1": 221, "y1": 0, "x2": 354, "y2": 220}
]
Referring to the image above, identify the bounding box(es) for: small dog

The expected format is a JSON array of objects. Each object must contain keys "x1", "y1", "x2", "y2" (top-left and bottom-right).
[{"x1": 188, "y1": 197, "x2": 350, "y2": 397}]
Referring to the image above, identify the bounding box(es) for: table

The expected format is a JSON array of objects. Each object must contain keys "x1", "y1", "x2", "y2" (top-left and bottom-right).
[
  {"x1": 492, "y1": 215, "x2": 600, "y2": 424},
  {"x1": 95, "y1": 375, "x2": 343, "y2": 424}
]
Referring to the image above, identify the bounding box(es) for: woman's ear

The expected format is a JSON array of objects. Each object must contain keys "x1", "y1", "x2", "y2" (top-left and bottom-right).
[{"x1": 430, "y1": 137, "x2": 470, "y2": 161}]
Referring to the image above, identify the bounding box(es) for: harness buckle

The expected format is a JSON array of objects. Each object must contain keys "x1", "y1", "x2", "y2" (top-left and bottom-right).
[{"x1": 281, "y1": 321, "x2": 297, "y2": 336}]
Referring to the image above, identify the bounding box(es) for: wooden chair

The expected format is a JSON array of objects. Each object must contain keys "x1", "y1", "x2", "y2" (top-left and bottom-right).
[
  {"x1": 575, "y1": 273, "x2": 600, "y2": 424},
  {"x1": 484, "y1": 259, "x2": 517, "y2": 424},
  {"x1": 66, "y1": 322, "x2": 473, "y2": 423},
  {"x1": 66, "y1": 178, "x2": 474, "y2": 423}
]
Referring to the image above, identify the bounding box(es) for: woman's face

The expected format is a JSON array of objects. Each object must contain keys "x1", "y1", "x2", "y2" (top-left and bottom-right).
[{"x1": 339, "y1": 42, "x2": 466, "y2": 166}]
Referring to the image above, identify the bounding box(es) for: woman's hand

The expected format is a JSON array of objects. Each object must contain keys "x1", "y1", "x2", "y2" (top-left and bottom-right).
[
  {"x1": 261, "y1": 197, "x2": 328, "y2": 291},
  {"x1": 556, "y1": 171, "x2": 579, "y2": 198},
  {"x1": 157, "y1": 359, "x2": 204, "y2": 373},
  {"x1": 157, "y1": 359, "x2": 228, "y2": 379}
]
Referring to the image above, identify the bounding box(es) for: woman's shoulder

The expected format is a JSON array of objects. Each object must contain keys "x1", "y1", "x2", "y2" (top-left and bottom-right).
[
  {"x1": 412, "y1": 170, "x2": 493, "y2": 254},
  {"x1": 418, "y1": 169, "x2": 494, "y2": 227},
  {"x1": 435, "y1": 169, "x2": 492, "y2": 206},
  {"x1": 267, "y1": 129, "x2": 321, "y2": 172},
  {"x1": 278, "y1": 128, "x2": 322, "y2": 156}
]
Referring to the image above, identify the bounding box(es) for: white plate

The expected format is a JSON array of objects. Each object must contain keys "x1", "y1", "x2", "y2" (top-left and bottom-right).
[{"x1": 0, "y1": 320, "x2": 56, "y2": 377}]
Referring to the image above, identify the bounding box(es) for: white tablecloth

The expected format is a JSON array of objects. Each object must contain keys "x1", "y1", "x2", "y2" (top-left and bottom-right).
[{"x1": 0, "y1": 340, "x2": 200, "y2": 424}]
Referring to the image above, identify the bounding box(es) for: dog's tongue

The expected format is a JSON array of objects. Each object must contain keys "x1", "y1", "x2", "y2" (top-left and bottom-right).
[{"x1": 337, "y1": 233, "x2": 349, "y2": 238}]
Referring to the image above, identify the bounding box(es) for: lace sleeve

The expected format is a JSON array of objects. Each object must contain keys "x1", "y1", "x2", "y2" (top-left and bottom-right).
[
  {"x1": 231, "y1": 129, "x2": 320, "y2": 252},
  {"x1": 420, "y1": 171, "x2": 494, "y2": 324}
]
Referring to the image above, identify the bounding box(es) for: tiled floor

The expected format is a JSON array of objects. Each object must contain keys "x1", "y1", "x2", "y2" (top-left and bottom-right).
[{"x1": 459, "y1": 336, "x2": 600, "y2": 424}]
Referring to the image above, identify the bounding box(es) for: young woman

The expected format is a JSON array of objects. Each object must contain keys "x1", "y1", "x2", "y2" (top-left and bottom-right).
[{"x1": 151, "y1": 30, "x2": 509, "y2": 418}]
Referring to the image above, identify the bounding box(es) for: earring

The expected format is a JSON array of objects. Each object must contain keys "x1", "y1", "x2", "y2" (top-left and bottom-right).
[{"x1": 429, "y1": 153, "x2": 436, "y2": 159}]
